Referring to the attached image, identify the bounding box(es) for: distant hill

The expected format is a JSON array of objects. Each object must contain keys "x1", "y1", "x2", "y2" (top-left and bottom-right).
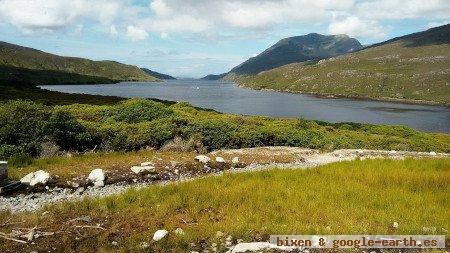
[
  {"x1": 200, "y1": 73, "x2": 226, "y2": 80},
  {"x1": 141, "y1": 68, "x2": 176, "y2": 79},
  {"x1": 226, "y1": 33, "x2": 362, "y2": 76},
  {"x1": 233, "y1": 24, "x2": 450, "y2": 105},
  {"x1": 0, "y1": 41, "x2": 157, "y2": 87}
]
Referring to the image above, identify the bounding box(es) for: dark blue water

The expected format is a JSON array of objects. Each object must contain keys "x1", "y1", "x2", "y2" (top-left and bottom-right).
[{"x1": 41, "y1": 80, "x2": 450, "y2": 133}]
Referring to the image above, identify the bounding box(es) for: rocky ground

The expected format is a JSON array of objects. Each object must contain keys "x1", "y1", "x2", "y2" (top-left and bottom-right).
[{"x1": 1, "y1": 147, "x2": 447, "y2": 213}]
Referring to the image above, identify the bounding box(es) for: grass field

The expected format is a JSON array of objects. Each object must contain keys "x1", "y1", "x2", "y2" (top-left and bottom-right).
[{"x1": 1, "y1": 158, "x2": 448, "y2": 252}]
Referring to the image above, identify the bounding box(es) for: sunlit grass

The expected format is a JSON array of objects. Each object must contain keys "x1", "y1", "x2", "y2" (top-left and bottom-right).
[{"x1": 1, "y1": 158, "x2": 448, "y2": 252}]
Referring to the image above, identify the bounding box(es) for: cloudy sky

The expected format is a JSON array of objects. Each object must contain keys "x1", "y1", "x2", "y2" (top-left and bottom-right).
[{"x1": 0, "y1": 0, "x2": 449, "y2": 78}]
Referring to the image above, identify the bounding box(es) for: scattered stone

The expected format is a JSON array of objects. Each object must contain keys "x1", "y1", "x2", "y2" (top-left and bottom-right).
[
  {"x1": 392, "y1": 222, "x2": 399, "y2": 229},
  {"x1": 389, "y1": 150, "x2": 397, "y2": 155},
  {"x1": 153, "y1": 229, "x2": 168, "y2": 241},
  {"x1": 232, "y1": 157, "x2": 239, "y2": 164},
  {"x1": 111, "y1": 241, "x2": 118, "y2": 246},
  {"x1": 27, "y1": 227, "x2": 36, "y2": 241},
  {"x1": 131, "y1": 165, "x2": 156, "y2": 174},
  {"x1": 88, "y1": 169, "x2": 105, "y2": 187},
  {"x1": 225, "y1": 235, "x2": 233, "y2": 246},
  {"x1": 20, "y1": 170, "x2": 51, "y2": 186},
  {"x1": 140, "y1": 162, "x2": 154, "y2": 166},
  {"x1": 175, "y1": 228, "x2": 184, "y2": 236},
  {"x1": 215, "y1": 157, "x2": 226, "y2": 163},
  {"x1": 139, "y1": 242, "x2": 149, "y2": 249},
  {"x1": 195, "y1": 155, "x2": 210, "y2": 163},
  {"x1": 429, "y1": 151, "x2": 437, "y2": 156}
]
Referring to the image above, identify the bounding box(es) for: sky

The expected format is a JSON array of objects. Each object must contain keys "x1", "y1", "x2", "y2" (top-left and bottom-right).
[{"x1": 0, "y1": 0, "x2": 449, "y2": 78}]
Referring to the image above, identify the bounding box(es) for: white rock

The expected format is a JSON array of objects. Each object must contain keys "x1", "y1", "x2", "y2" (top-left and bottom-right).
[
  {"x1": 429, "y1": 151, "x2": 437, "y2": 156},
  {"x1": 231, "y1": 242, "x2": 296, "y2": 253},
  {"x1": 389, "y1": 150, "x2": 397, "y2": 155},
  {"x1": 194, "y1": 155, "x2": 210, "y2": 163},
  {"x1": 131, "y1": 166, "x2": 155, "y2": 174},
  {"x1": 393, "y1": 222, "x2": 399, "y2": 229},
  {"x1": 20, "y1": 172, "x2": 35, "y2": 184},
  {"x1": 20, "y1": 170, "x2": 51, "y2": 186},
  {"x1": 232, "y1": 157, "x2": 240, "y2": 164},
  {"x1": 88, "y1": 169, "x2": 105, "y2": 187},
  {"x1": 140, "y1": 162, "x2": 154, "y2": 166},
  {"x1": 93, "y1": 181, "x2": 104, "y2": 187},
  {"x1": 139, "y1": 242, "x2": 149, "y2": 249},
  {"x1": 153, "y1": 229, "x2": 168, "y2": 241},
  {"x1": 175, "y1": 228, "x2": 184, "y2": 235},
  {"x1": 215, "y1": 157, "x2": 226, "y2": 163},
  {"x1": 88, "y1": 169, "x2": 105, "y2": 182}
]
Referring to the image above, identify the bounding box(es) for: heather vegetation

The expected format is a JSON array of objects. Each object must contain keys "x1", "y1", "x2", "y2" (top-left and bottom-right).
[{"x1": 1, "y1": 98, "x2": 449, "y2": 161}]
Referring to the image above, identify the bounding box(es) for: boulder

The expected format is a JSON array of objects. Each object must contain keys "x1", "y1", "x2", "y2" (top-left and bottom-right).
[
  {"x1": 232, "y1": 157, "x2": 239, "y2": 164},
  {"x1": 153, "y1": 229, "x2": 168, "y2": 241},
  {"x1": 140, "y1": 162, "x2": 154, "y2": 166},
  {"x1": 131, "y1": 165, "x2": 156, "y2": 174},
  {"x1": 88, "y1": 169, "x2": 105, "y2": 187},
  {"x1": 215, "y1": 157, "x2": 226, "y2": 163},
  {"x1": 194, "y1": 155, "x2": 210, "y2": 164},
  {"x1": 21, "y1": 170, "x2": 51, "y2": 186}
]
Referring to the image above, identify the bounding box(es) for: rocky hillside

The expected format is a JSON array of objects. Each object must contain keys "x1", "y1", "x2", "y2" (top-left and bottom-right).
[
  {"x1": 226, "y1": 33, "x2": 362, "y2": 76},
  {"x1": 233, "y1": 24, "x2": 450, "y2": 105},
  {"x1": 141, "y1": 68, "x2": 176, "y2": 79},
  {"x1": 0, "y1": 41, "x2": 157, "y2": 86}
]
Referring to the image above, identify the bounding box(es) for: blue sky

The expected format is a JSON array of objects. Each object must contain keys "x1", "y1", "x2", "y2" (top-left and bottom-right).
[{"x1": 0, "y1": 0, "x2": 449, "y2": 78}]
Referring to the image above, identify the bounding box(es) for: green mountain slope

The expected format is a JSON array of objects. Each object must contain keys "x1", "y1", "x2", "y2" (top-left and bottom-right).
[
  {"x1": 141, "y1": 68, "x2": 176, "y2": 79},
  {"x1": 232, "y1": 25, "x2": 450, "y2": 105},
  {"x1": 0, "y1": 41, "x2": 157, "y2": 86},
  {"x1": 226, "y1": 33, "x2": 362, "y2": 75}
]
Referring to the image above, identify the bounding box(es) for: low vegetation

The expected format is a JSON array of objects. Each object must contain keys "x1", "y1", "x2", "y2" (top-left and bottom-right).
[
  {"x1": 1, "y1": 158, "x2": 448, "y2": 252},
  {"x1": 232, "y1": 25, "x2": 450, "y2": 104},
  {"x1": 1, "y1": 98, "x2": 449, "y2": 162}
]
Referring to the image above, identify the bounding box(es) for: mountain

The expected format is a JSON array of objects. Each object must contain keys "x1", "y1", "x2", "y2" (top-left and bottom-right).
[
  {"x1": 200, "y1": 73, "x2": 227, "y2": 80},
  {"x1": 233, "y1": 24, "x2": 450, "y2": 105},
  {"x1": 226, "y1": 33, "x2": 362, "y2": 76},
  {"x1": 141, "y1": 68, "x2": 176, "y2": 79},
  {"x1": 0, "y1": 41, "x2": 157, "y2": 87}
]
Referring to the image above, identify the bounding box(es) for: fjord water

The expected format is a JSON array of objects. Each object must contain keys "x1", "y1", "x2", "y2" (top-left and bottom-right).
[{"x1": 41, "y1": 80, "x2": 450, "y2": 133}]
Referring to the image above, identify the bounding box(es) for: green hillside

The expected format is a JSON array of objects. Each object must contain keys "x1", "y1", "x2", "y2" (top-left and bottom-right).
[
  {"x1": 232, "y1": 25, "x2": 450, "y2": 105},
  {"x1": 0, "y1": 41, "x2": 158, "y2": 86}
]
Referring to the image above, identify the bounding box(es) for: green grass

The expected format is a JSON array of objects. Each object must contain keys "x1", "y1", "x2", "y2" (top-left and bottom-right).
[
  {"x1": 234, "y1": 41, "x2": 450, "y2": 104},
  {"x1": 1, "y1": 158, "x2": 448, "y2": 252}
]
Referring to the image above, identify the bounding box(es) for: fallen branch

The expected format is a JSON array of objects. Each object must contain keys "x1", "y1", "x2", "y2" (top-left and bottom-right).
[
  {"x1": 0, "y1": 233, "x2": 27, "y2": 244},
  {"x1": 74, "y1": 225, "x2": 106, "y2": 230}
]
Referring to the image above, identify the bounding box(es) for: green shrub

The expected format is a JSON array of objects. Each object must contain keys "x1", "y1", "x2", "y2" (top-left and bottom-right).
[{"x1": 104, "y1": 99, "x2": 173, "y2": 123}]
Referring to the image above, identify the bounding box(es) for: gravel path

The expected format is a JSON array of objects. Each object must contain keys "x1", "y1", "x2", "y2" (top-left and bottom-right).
[{"x1": 1, "y1": 148, "x2": 447, "y2": 213}]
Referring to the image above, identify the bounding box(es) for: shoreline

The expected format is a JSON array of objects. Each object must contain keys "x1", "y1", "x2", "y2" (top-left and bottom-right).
[{"x1": 232, "y1": 82, "x2": 450, "y2": 107}]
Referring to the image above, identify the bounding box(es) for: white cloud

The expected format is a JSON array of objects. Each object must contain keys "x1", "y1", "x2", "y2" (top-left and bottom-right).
[
  {"x1": 0, "y1": 0, "x2": 121, "y2": 32},
  {"x1": 356, "y1": 0, "x2": 450, "y2": 20},
  {"x1": 126, "y1": 25, "x2": 149, "y2": 41},
  {"x1": 110, "y1": 25, "x2": 119, "y2": 36},
  {"x1": 328, "y1": 16, "x2": 387, "y2": 39}
]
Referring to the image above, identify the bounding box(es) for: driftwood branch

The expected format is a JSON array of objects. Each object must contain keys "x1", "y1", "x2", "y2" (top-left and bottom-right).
[
  {"x1": 74, "y1": 225, "x2": 106, "y2": 230},
  {"x1": 0, "y1": 232, "x2": 27, "y2": 244}
]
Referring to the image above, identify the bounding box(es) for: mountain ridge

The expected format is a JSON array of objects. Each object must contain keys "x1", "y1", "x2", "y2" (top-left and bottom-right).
[
  {"x1": 226, "y1": 33, "x2": 362, "y2": 76},
  {"x1": 141, "y1": 68, "x2": 176, "y2": 80},
  {"x1": 233, "y1": 24, "x2": 450, "y2": 105},
  {"x1": 0, "y1": 41, "x2": 158, "y2": 87}
]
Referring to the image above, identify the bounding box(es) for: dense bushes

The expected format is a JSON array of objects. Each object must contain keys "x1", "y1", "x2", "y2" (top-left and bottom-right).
[{"x1": 0, "y1": 98, "x2": 449, "y2": 159}]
